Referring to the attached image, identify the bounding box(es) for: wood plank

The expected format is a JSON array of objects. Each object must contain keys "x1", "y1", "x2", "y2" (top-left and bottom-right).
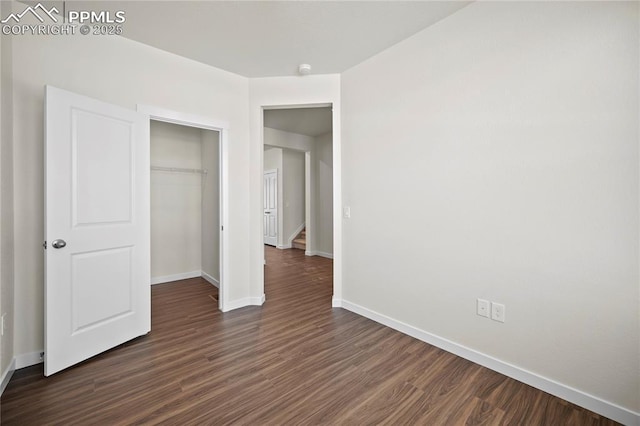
[{"x1": 0, "y1": 247, "x2": 619, "y2": 425}]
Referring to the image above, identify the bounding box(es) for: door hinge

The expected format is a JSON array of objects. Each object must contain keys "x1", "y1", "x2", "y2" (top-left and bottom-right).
[
  {"x1": 43, "y1": 241, "x2": 47, "y2": 250},
  {"x1": 221, "y1": 226, "x2": 224, "y2": 231}
]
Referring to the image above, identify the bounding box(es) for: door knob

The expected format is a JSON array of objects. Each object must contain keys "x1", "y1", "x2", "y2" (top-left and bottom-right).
[{"x1": 52, "y1": 239, "x2": 67, "y2": 249}]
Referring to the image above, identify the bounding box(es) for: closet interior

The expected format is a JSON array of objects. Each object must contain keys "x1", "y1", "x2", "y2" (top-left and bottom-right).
[{"x1": 150, "y1": 120, "x2": 220, "y2": 289}]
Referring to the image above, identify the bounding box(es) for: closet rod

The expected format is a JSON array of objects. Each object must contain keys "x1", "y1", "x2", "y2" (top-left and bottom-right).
[{"x1": 151, "y1": 166, "x2": 208, "y2": 175}]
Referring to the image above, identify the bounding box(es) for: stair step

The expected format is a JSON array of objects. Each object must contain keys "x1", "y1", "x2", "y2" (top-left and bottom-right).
[{"x1": 292, "y1": 228, "x2": 306, "y2": 250}]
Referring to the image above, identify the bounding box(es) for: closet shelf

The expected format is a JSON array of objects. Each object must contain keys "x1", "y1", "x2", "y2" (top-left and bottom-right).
[{"x1": 151, "y1": 166, "x2": 208, "y2": 175}]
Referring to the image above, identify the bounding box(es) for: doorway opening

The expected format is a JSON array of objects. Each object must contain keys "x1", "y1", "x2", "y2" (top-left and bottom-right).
[
  {"x1": 140, "y1": 104, "x2": 229, "y2": 311},
  {"x1": 262, "y1": 106, "x2": 334, "y2": 300},
  {"x1": 149, "y1": 121, "x2": 221, "y2": 303}
]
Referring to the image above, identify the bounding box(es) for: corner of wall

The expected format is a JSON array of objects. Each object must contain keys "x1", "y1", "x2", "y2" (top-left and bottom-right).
[
  {"x1": 0, "y1": 0, "x2": 16, "y2": 381},
  {"x1": 0, "y1": 357, "x2": 15, "y2": 396}
]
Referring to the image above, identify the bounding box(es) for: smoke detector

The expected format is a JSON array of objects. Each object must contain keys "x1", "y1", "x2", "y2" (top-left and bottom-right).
[{"x1": 298, "y1": 64, "x2": 312, "y2": 76}]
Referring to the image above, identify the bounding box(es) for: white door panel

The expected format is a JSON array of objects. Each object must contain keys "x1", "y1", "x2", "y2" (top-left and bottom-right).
[
  {"x1": 45, "y1": 86, "x2": 150, "y2": 376},
  {"x1": 73, "y1": 109, "x2": 133, "y2": 225},
  {"x1": 263, "y1": 170, "x2": 277, "y2": 246},
  {"x1": 71, "y1": 247, "x2": 133, "y2": 333}
]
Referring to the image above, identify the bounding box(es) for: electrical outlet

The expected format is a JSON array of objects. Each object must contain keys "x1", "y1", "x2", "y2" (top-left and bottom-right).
[
  {"x1": 476, "y1": 299, "x2": 490, "y2": 318},
  {"x1": 491, "y1": 302, "x2": 506, "y2": 323}
]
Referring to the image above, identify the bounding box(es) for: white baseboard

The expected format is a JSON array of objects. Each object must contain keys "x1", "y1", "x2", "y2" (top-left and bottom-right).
[
  {"x1": 277, "y1": 243, "x2": 292, "y2": 249},
  {"x1": 1, "y1": 358, "x2": 15, "y2": 396},
  {"x1": 151, "y1": 270, "x2": 201, "y2": 285},
  {"x1": 255, "y1": 294, "x2": 266, "y2": 305},
  {"x1": 15, "y1": 351, "x2": 43, "y2": 369},
  {"x1": 304, "y1": 250, "x2": 333, "y2": 259},
  {"x1": 222, "y1": 294, "x2": 265, "y2": 312},
  {"x1": 332, "y1": 297, "x2": 343, "y2": 308},
  {"x1": 222, "y1": 299, "x2": 247, "y2": 312},
  {"x1": 340, "y1": 299, "x2": 639, "y2": 426},
  {"x1": 201, "y1": 271, "x2": 220, "y2": 288},
  {"x1": 320, "y1": 252, "x2": 334, "y2": 259}
]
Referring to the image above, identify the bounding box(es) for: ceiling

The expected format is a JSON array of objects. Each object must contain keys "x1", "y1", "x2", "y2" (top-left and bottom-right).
[
  {"x1": 32, "y1": 1, "x2": 469, "y2": 136},
  {"x1": 61, "y1": 1, "x2": 470, "y2": 78},
  {"x1": 264, "y1": 107, "x2": 332, "y2": 137}
]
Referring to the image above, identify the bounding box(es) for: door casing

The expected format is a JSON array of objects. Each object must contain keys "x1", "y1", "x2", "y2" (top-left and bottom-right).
[
  {"x1": 138, "y1": 105, "x2": 230, "y2": 312},
  {"x1": 259, "y1": 103, "x2": 341, "y2": 305}
]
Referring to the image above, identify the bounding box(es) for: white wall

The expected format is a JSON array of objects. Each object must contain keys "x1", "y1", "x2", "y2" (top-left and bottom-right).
[
  {"x1": 201, "y1": 130, "x2": 220, "y2": 284},
  {"x1": 0, "y1": 0, "x2": 15, "y2": 380},
  {"x1": 249, "y1": 75, "x2": 341, "y2": 303},
  {"x1": 150, "y1": 121, "x2": 203, "y2": 281},
  {"x1": 11, "y1": 28, "x2": 250, "y2": 360},
  {"x1": 282, "y1": 149, "x2": 305, "y2": 244},
  {"x1": 263, "y1": 146, "x2": 282, "y2": 172},
  {"x1": 264, "y1": 127, "x2": 314, "y2": 152},
  {"x1": 315, "y1": 132, "x2": 333, "y2": 257},
  {"x1": 341, "y1": 1, "x2": 639, "y2": 418}
]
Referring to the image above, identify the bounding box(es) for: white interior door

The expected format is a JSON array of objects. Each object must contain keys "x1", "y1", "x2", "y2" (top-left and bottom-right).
[
  {"x1": 263, "y1": 170, "x2": 278, "y2": 246},
  {"x1": 45, "y1": 86, "x2": 150, "y2": 376}
]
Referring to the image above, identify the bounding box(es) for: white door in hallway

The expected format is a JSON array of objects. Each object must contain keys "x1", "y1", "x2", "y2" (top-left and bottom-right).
[
  {"x1": 263, "y1": 169, "x2": 278, "y2": 246},
  {"x1": 44, "y1": 86, "x2": 151, "y2": 375}
]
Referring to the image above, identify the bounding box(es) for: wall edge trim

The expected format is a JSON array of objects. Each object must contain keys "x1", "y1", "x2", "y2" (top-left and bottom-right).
[
  {"x1": 0, "y1": 357, "x2": 16, "y2": 396},
  {"x1": 222, "y1": 294, "x2": 265, "y2": 312},
  {"x1": 151, "y1": 270, "x2": 201, "y2": 285},
  {"x1": 14, "y1": 351, "x2": 43, "y2": 370},
  {"x1": 305, "y1": 250, "x2": 333, "y2": 259},
  {"x1": 202, "y1": 271, "x2": 220, "y2": 288}
]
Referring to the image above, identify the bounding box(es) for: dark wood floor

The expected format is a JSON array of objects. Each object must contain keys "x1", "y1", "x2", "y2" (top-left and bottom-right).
[{"x1": 2, "y1": 247, "x2": 618, "y2": 425}]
